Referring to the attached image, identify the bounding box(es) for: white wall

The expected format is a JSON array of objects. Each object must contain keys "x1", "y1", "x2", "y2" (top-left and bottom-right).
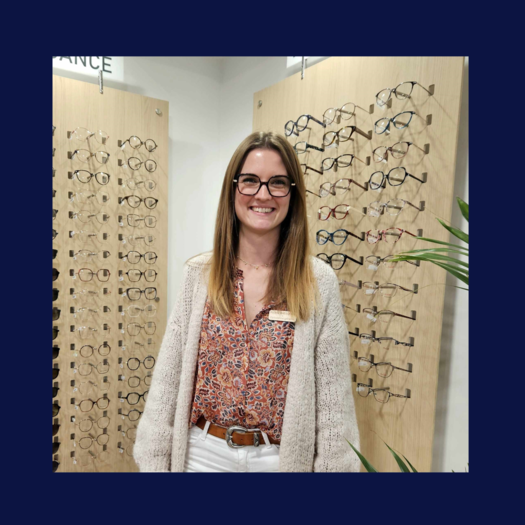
[{"x1": 53, "y1": 56, "x2": 468, "y2": 472}]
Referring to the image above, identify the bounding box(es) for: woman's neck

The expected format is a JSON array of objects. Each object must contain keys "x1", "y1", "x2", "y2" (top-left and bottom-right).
[{"x1": 237, "y1": 227, "x2": 279, "y2": 267}]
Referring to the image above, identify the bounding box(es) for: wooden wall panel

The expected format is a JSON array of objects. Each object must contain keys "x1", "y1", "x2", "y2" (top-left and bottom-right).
[
  {"x1": 53, "y1": 75, "x2": 169, "y2": 472},
  {"x1": 253, "y1": 57, "x2": 464, "y2": 472}
]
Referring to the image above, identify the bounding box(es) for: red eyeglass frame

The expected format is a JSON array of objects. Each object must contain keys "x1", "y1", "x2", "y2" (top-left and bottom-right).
[{"x1": 366, "y1": 228, "x2": 417, "y2": 244}]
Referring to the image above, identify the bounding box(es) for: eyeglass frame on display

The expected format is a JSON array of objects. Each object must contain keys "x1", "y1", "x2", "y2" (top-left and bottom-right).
[
  {"x1": 318, "y1": 203, "x2": 366, "y2": 221},
  {"x1": 356, "y1": 356, "x2": 412, "y2": 378},
  {"x1": 358, "y1": 333, "x2": 414, "y2": 347},
  {"x1": 70, "y1": 170, "x2": 111, "y2": 185},
  {"x1": 322, "y1": 125, "x2": 371, "y2": 147},
  {"x1": 123, "y1": 287, "x2": 158, "y2": 301},
  {"x1": 368, "y1": 167, "x2": 427, "y2": 190},
  {"x1": 316, "y1": 229, "x2": 363, "y2": 245},
  {"x1": 366, "y1": 199, "x2": 424, "y2": 218},
  {"x1": 321, "y1": 153, "x2": 367, "y2": 172},
  {"x1": 319, "y1": 178, "x2": 368, "y2": 198},
  {"x1": 366, "y1": 255, "x2": 419, "y2": 270},
  {"x1": 372, "y1": 141, "x2": 428, "y2": 162},
  {"x1": 119, "y1": 195, "x2": 159, "y2": 210},
  {"x1": 366, "y1": 228, "x2": 417, "y2": 245},
  {"x1": 361, "y1": 307, "x2": 415, "y2": 323},
  {"x1": 316, "y1": 252, "x2": 363, "y2": 270},
  {"x1": 356, "y1": 383, "x2": 410, "y2": 403},
  {"x1": 293, "y1": 141, "x2": 325, "y2": 155},
  {"x1": 362, "y1": 281, "x2": 418, "y2": 297},
  {"x1": 284, "y1": 114, "x2": 326, "y2": 137},
  {"x1": 69, "y1": 149, "x2": 110, "y2": 164},
  {"x1": 374, "y1": 111, "x2": 416, "y2": 135},
  {"x1": 119, "y1": 136, "x2": 158, "y2": 151},
  {"x1": 375, "y1": 81, "x2": 433, "y2": 108}
]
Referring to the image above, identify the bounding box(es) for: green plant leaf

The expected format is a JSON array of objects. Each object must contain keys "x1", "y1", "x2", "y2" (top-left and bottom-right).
[
  {"x1": 415, "y1": 237, "x2": 469, "y2": 250},
  {"x1": 457, "y1": 197, "x2": 469, "y2": 222},
  {"x1": 437, "y1": 218, "x2": 469, "y2": 244},
  {"x1": 433, "y1": 261, "x2": 469, "y2": 285},
  {"x1": 394, "y1": 253, "x2": 469, "y2": 268},
  {"x1": 384, "y1": 443, "x2": 410, "y2": 472},
  {"x1": 345, "y1": 439, "x2": 377, "y2": 472},
  {"x1": 403, "y1": 455, "x2": 419, "y2": 473}
]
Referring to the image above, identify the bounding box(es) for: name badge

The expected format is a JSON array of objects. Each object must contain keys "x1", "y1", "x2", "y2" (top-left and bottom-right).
[{"x1": 269, "y1": 310, "x2": 296, "y2": 323}]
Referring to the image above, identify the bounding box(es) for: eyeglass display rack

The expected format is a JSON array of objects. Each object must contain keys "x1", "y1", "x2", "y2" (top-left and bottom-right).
[
  {"x1": 53, "y1": 75, "x2": 169, "y2": 472},
  {"x1": 253, "y1": 57, "x2": 465, "y2": 472}
]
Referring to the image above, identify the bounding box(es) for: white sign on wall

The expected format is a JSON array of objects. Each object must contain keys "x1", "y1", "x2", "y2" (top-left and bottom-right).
[{"x1": 53, "y1": 56, "x2": 124, "y2": 83}]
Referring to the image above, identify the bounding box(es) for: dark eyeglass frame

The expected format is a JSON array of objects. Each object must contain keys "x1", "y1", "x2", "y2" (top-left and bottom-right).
[
  {"x1": 124, "y1": 269, "x2": 158, "y2": 282},
  {"x1": 53, "y1": 209, "x2": 58, "y2": 220},
  {"x1": 316, "y1": 252, "x2": 363, "y2": 270},
  {"x1": 121, "y1": 409, "x2": 143, "y2": 421},
  {"x1": 53, "y1": 249, "x2": 57, "y2": 259},
  {"x1": 356, "y1": 356, "x2": 412, "y2": 378},
  {"x1": 293, "y1": 141, "x2": 325, "y2": 155},
  {"x1": 119, "y1": 390, "x2": 149, "y2": 405},
  {"x1": 300, "y1": 164, "x2": 323, "y2": 175},
  {"x1": 77, "y1": 397, "x2": 110, "y2": 412},
  {"x1": 321, "y1": 154, "x2": 365, "y2": 172},
  {"x1": 316, "y1": 229, "x2": 362, "y2": 245},
  {"x1": 53, "y1": 288, "x2": 59, "y2": 302},
  {"x1": 233, "y1": 174, "x2": 295, "y2": 198},
  {"x1": 119, "y1": 251, "x2": 158, "y2": 264},
  {"x1": 369, "y1": 167, "x2": 426, "y2": 190},
  {"x1": 375, "y1": 81, "x2": 433, "y2": 107},
  {"x1": 359, "y1": 333, "x2": 413, "y2": 347},
  {"x1": 127, "y1": 157, "x2": 157, "y2": 172},
  {"x1": 356, "y1": 383, "x2": 410, "y2": 403},
  {"x1": 53, "y1": 229, "x2": 58, "y2": 240},
  {"x1": 362, "y1": 308, "x2": 415, "y2": 323},
  {"x1": 374, "y1": 111, "x2": 416, "y2": 135},
  {"x1": 52, "y1": 326, "x2": 59, "y2": 340},
  {"x1": 119, "y1": 195, "x2": 159, "y2": 209},
  {"x1": 126, "y1": 356, "x2": 156, "y2": 370},
  {"x1": 72, "y1": 170, "x2": 111, "y2": 185},
  {"x1": 79, "y1": 343, "x2": 111, "y2": 358},
  {"x1": 125, "y1": 287, "x2": 158, "y2": 301},
  {"x1": 120, "y1": 136, "x2": 158, "y2": 152},
  {"x1": 366, "y1": 228, "x2": 417, "y2": 245},
  {"x1": 322, "y1": 126, "x2": 371, "y2": 147},
  {"x1": 284, "y1": 114, "x2": 326, "y2": 136},
  {"x1": 372, "y1": 141, "x2": 426, "y2": 162},
  {"x1": 53, "y1": 268, "x2": 60, "y2": 282}
]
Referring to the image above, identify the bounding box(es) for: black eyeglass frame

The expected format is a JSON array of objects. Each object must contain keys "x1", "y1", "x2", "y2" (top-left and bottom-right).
[
  {"x1": 233, "y1": 174, "x2": 296, "y2": 198},
  {"x1": 316, "y1": 252, "x2": 363, "y2": 270}
]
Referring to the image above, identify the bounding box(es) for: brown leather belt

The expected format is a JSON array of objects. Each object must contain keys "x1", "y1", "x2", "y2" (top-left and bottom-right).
[{"x1": 195, "y1": 415, "x2": 280, "y2": 447}]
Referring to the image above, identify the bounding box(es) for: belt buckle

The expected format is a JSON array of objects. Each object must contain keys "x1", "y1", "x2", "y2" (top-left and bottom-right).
[{"x1": 225, "y1": 425, "x2": 260, "y2": 448}]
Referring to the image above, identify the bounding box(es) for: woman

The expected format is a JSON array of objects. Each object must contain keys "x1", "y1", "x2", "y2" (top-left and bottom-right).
[{"x1": 133, "y1": 131, "x2": 360, "y2": 472}]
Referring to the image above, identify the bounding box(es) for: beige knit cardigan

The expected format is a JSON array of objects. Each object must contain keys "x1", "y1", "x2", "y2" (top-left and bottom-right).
[{"x1": 133, "y1": 252, "x2": 361, "y2": 472}]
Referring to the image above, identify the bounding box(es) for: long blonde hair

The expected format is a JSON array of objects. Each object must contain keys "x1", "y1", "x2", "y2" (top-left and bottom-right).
[{"x1": 206, "y1": 131, "x2": 317, "y2": 322}]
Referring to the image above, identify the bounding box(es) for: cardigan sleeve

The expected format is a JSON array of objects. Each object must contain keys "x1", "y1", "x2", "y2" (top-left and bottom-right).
[
  {"x1": 133, "y1": 263, "x2": 197, "y2": 472},
  {"x1": 313, "y1": 268, "x2": 361, "y2": 472}
]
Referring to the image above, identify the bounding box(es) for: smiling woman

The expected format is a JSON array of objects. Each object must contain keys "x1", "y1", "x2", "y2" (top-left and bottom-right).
[{"x1": 133, "y1": 131, "x2": 361, "y2": 473}]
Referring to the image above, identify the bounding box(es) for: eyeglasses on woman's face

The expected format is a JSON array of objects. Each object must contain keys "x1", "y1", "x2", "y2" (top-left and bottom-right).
[
  {"x1": 68, "y1": 127, "x2": 109, "y2": 145},
  {"x1": 316, "y1": 252, "x2": 363, "y2": 270},
  {"x1": 367, "y1": 199, "x2": 423, "y2": 217},
  {"x1": 366, "y1": 228, "x2": 417, "y2": 245},
  {"x1": 70, "y1": 149, "x2": 110, "y2": 164},
  {"x1": 234, "y1": 174, "x2": 295, "y2": 198},
  {"x1": 316, "y1": 229, "x2": 363, "y2": 245},
  {"x1": 119, "y1": 136, "x2": 157, "y2": 151},
  {"x1": 322, "y1": 126, "x2": 371, "y2": 147},
  {"x1": 321, "y1": 154, "x2": 365, "y2": 172},
  {"x1": 284, "y1": 114, "x2": 326, "y2": 136},
  {"x1": 70, "y1": 170, "x2": 110, "y2": 185},
  {"x1": 368, "y1": 167, "x2": 426, "y2": 190},
  {"x1": 356, "y1": 383, "x2": 410, "y2": 403},
  {"x1": 375, "y1": 81, "x2": 433, "y2": 107},
  {"x1": 374, "y1": 111, "x2": 415, "y2": 135}
]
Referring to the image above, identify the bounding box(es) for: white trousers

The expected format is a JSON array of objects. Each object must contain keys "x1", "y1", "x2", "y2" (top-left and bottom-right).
[{"x1": 183, "y1": 421, "x2": 281, "y2": 473}]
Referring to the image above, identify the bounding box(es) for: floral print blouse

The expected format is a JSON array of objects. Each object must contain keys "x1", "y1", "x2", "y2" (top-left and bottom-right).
[{"x1": 188, "y1": 267, "x2": 295, "y2": 441}]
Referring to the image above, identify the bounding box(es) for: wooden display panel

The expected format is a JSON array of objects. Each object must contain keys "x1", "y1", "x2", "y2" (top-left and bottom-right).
[
  {"x1": 53, "y1": 75, "x2": 169, "y2": 472},
  {"x1": 253, "y1": 57, "x2": 464, "y2": 472}
]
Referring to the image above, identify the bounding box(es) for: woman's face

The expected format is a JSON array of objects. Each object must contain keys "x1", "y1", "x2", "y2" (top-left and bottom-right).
[{"x1": 234, "y1": 148, "x2": 292, "y2": 235}]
